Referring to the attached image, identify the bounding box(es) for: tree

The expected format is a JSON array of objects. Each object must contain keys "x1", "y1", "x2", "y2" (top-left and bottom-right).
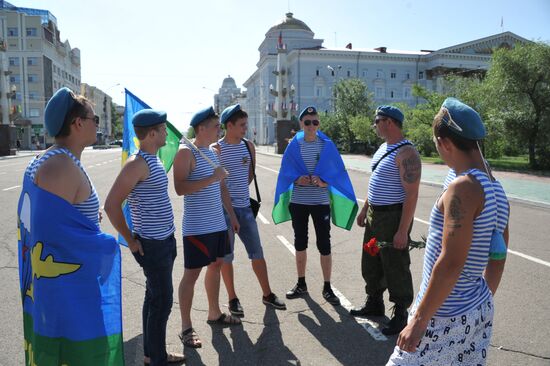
[
  {"x1": 483, "y1": 42, "x2": 550, "y2": 169},
  {"x1": 186, "y1": 126, "x2": 195, "y2": 139},
  {"x1": 332, "y1": 79, "x2": 375, "y2": 152},
  {"x1": 111, "y1": 104, "x2": 123, "y2": 139}
]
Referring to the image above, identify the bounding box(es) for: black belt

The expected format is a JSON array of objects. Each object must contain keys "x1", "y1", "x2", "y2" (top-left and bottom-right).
[{"x1": 370, "y1": 203, "x2": 403, "y2": 212}]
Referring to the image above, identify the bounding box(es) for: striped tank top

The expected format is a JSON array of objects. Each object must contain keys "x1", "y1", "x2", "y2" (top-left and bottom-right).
[
  {"x1": 218, "y1": 139, "x2": 250, "y2": 208},
  {"x1": 182, "y1": 146, "x2": 227, "y2": 236},
  {"x1": 127, "y1": 150, "x2": 175, "y2": 240},
  {"x1": 367, "y1": 140, "x2": 412, "y2": 206},
  {"x1": 25, "y1": 147, "x2": 100, "y2": 227},
  {"x1": 416, "y1": 169, "x2": 509, "y2": 316},
  {"x1": 290, "y1": 137, "x2": 330, "y2": 205}
]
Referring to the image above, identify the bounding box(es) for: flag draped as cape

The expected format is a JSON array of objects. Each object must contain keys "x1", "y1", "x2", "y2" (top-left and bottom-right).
[
  {"x1": 272, "y1": 130, "x2": 358, "y2": 230},
  {"x1": 17, "y1": 174, "x2": 124, "y2": 366}
]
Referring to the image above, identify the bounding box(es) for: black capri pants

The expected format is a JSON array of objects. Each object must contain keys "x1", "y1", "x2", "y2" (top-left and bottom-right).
[{"x1": 289, "y1": 203, "x2": 331, "y2": 255}]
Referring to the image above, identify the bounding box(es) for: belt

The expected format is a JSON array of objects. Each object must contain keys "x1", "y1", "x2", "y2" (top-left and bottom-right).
[{"x1": 370, "y1": 203, "x2": 403, "y2": 212}]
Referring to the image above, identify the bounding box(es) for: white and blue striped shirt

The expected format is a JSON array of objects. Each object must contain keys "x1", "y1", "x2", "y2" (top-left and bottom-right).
[
  {"x1": 26, "y1": 147, "x2": 100, "y2": 228},
  {"x1": 218, "y1": 139, "x2": 251, "y2": 208},
  {"x1": 416, "y1": 169, "x2": 509, "y2": 316},
  {"x1": 182, "y1": 146, "x2": 227, "y2": 236},
  {"x1": 291, "y1": 137, "x2": 330, "y2": 205},
  {"x1": 367, "y1": 140, "x2": 412, "y2": 206},
  {"x1": 127, "y1": 150, "x2": 175, "y2": 240}
]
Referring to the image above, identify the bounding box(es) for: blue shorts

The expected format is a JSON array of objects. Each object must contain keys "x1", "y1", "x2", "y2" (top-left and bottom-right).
[
  {"x1": 224, "y1": 206, "x2": 264, "y2": 262},
  {"x1": 183, "y1": 230, "x2": 230, "y2": 269}
]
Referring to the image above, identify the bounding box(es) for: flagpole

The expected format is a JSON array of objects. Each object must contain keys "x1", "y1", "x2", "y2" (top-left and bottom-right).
[{"x1": 180, "y1": 134, "x2": 228, "y2": 174}]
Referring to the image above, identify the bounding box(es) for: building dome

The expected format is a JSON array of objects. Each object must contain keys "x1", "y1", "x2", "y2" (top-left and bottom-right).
[
  {"x1": 221, "y1": 75, "x2": 237, "y2": 89},
  {"x1": 268, "y1": 12, "x2": 312, "y2": 33}
]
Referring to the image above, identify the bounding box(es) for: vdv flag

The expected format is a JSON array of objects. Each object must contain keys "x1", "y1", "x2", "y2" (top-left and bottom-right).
[
  {"x1": 121, "y1": 89, "x2": 182, "y2": 245},
  {"x1": 17, "y1": 174, "x2": 123, "y2": 365},
  {"x1": 272, "y1": 130, "x2": 358, "y2": 230}
]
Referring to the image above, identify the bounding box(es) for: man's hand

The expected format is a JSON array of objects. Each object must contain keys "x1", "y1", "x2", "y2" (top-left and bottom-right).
[
  {"x1": 213, "y1": 166, "x2": 228, "y2": 181},
  {"x1": 128, "y1": 237, "x2": 144, "y2": 256},
  {"x1": 393, "y1": 230, "x2": 409, "y2": 250},
  {"x1": 397, "y1": 317, "x2": 427, "y2": 353},
  {"x1": 310, "y1": 175, "x2": 328, "y2": 187},
  {"x1": 357, "y1": 207, "x2": 367, "y2": 227},
  {"x1": 295, "y1": 175, "x2": 311, "y2": 186},
  {"x1": 230, "y1": 215, "x2": 240, "y2": 234}
]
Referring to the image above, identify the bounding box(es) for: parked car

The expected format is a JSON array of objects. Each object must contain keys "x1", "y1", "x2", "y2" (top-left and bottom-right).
[{"x1": 109, "y1": 139, "x2": 123, "y2": 146}]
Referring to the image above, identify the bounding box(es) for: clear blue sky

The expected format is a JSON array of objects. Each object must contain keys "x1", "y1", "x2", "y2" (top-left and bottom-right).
[{"x1": 15, "y1": 0, "x2": 550, "y2": 131}]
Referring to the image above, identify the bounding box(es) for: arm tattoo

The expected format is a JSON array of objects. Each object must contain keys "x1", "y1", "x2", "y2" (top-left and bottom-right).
[
  {"x1": 401, "y1": 152, "x2": 421, "y2": 184},
  {"x1": 447, "y1": 195, "x2": 463, "y2": 234}
]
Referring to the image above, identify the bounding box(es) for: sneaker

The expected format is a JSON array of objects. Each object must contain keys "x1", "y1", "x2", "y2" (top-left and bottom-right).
[
  {"x1": 349, "y1": 298, "x2": 385, "y2": 317},
  {"x1": 286, "y1": 283, "x2": 308, "y2": 299},
  {"x1": 322, "y1": 288, "x2": 341, "y2": 306},
  {"x1": 381, "y1": 306, "x2": 408, "y2": 335},
  {"x1": 228, "y1": 298, "x2": 244, "y2": 317},
  {"x1": 262, "y1": 293, "x2": 287, "y2": 310}
]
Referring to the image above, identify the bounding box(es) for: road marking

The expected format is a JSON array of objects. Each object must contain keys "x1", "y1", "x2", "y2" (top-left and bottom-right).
[
  {"x1": 276, "y1": 234, "x2": 387, "y2": 341},
  {"x1": 257, "y1": 212, "x2": 270, "y2": 224},
  {"x1": 356, "y1": 198, "x2": 430, "y2": 226},
  {"x1": 257, "y1": 164, "x2": 279, "y2": 174},
  {"x1": 507, "y1": 249, "x2": 550, "y2": 268},
  {"x1": 3, "y1": 185, "x2": 20, "y2": 191}
]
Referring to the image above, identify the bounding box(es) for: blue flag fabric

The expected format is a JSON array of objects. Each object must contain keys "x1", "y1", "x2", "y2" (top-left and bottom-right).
[
  {"x1": 17, "y1": 173, "x2": 123, "y2": 364},
  {"x1": 272, "y1": 130, "x2": 358, "y2": 230}
]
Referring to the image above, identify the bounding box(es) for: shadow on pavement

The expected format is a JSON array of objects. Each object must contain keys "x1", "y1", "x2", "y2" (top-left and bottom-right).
[{"x1": 298, "y1": 295, "x2": 395, "y2": 365}]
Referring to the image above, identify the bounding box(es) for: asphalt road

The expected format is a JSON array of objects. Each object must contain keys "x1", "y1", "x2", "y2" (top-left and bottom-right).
[{"x1": 1, "y1": 148, "x2": 549, "y2": 366}]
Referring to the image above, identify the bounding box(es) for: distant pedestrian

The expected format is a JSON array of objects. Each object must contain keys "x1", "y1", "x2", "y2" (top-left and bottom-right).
[
  {"x1": 216, "y1": 104, "x2": 286, "y2": 318},
  {"x1": 387, "y1": 98, "x2": 510, "y2": 365}
]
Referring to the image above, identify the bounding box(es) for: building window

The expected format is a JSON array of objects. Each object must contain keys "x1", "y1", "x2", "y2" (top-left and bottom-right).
[
  {"x1": 8, "y1": 28, "x2": 18, "y2": 36},
  {"x1": 9, "y1": 75, "x2": 20, "y2": 83},
  {"x1": 419, "y1": 71, "x2": 424, "y2": 79},
  {"x1": 376, "y1": 69, "x2": 384, "y2": 79},
  {"x1": 15, "y1": 92, "x2": 22, "y2": 101},
  {"x1": 362, "y1": 69, "x2": 368, "y2": 78},
  {"x1": 330, "y1": 69, "x2": 335, "y2": 76},
  {"x1": 315, "y1": 86, "x2": 323, "y2": 97},
  {"x1": 376, "y1": 87, "x2": 384, "y2": 98},
  {"x1": 390, "y1": 72, "x2": 396, "y2": 79},
  {"x1": 406, "y1": 72, "x2": 411, "y2": 79},
  {"x1": 27, "y1": 74, "x2": 39, "y2": 83},
  {"x1": 27, "y1": 57, "x2": 39, "y2": 66},
  {"x1": 316, "y1": 69, "x2": 320, "y2": 76},
  {"x1": 390, "y1": 90, "x2": 396, "y2": 98},
  {"x1": 30, "y1": 108, "x2": 40, "y2": 117},
  {"x1": 9, "y1": 57, "x2": 19, "y2": 66},
  {"x1": 29, "y1": 92, "x2": 39, "y2": 100},
  {"x1": 347, "y1": 70, "x2": 351, "y2": 77},
  {"x1": 403, "y1": 87, "x2": 411, "y2": 99},
  {"x1": 26, "y1": 28, "x2": 38, "y2": 37}
]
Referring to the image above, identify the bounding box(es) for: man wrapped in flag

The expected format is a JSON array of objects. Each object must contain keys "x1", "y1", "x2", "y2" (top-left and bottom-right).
[
  {"x1": 272, "y1": 106, "x2": 358, "y2": 306},
  {"x1": 17, "y1": 88, "x2": 123, "y2": 365}
]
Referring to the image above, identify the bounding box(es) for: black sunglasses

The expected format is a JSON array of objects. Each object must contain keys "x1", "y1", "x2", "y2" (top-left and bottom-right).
[
  {"x1": 82, "y1": 115, "x2": 100, "y2": 126},
  {"x1": 303, "y1": 119, "x2": 319, "y2": 126}
]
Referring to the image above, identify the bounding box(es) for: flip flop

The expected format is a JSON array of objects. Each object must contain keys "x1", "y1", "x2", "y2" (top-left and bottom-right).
[{"x1": 206, "y1": 312, "x2": 242, "y2": 326}]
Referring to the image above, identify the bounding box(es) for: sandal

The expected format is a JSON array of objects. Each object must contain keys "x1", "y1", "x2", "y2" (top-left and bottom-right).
[
  {"x1": 178, "y1": 327, "x2": 202, "y2": 348},
  {"x1": 206, "y1": 312, "x2": 242, "y2": 326}
]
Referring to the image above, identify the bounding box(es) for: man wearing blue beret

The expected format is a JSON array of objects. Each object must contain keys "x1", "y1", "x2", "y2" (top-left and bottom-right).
[
  {"x1": 173, "y1": 106, "x2": 241, "y2": 349},
  {"x1": 350, "y1": 105, "x2": 421, "y2": 336},
  {"x1": 105, "y1": 109, "x2": 184, "y2": 365},
  {"x1": 16, "y1": 88, "x2": 124, "y2": 363},
  {"x1": 216, "y1": 104, "x2": 286, "y2": 317}
]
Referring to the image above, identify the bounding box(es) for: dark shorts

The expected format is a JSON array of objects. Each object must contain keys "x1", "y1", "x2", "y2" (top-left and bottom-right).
[{"x1": 183, "y1": 230, "x2": 230, "y2": 269}]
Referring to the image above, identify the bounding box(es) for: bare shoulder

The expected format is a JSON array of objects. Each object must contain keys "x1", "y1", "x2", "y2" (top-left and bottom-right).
[
  {"x1": 396, "y1": 144, "x2": 420, "y2": 161},
  {"x1": 396, "y1": 145, "x2": 421, "y2": 184},
  {"x1": 121, "y1": 154, "x2": 149, "y2": 180},
  {"x1": 35, "y1": 154, "x2": 81, "y2": 201},
  {"x1": 445, "y1": 175, "x2": 484, "y2": 214}
]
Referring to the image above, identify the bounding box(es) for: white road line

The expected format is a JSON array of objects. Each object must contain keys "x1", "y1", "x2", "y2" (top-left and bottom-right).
[
  {"x1": 257, "y1": 212, "x2": 270, "y2": 224},
  {"x1": 276, "y1": 234, "x2": 387, "y2": 341},
  {"x1": 256, "y1": 164, "x2": 279, "y2": 174},
  {"x1": 2, "y1": 185, "x2": 20, "y2": 191},
  {"x1": 507, "y1": 249, "x2": 550, "y2": 268}
]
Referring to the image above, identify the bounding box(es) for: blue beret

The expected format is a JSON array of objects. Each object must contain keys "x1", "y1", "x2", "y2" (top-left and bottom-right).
[
  {"x1": 44, "y1": 87, "x2": 76, "y2": 136},
  {"x1": 220, "y1": 104, "x2": 241, "y2": 124},
  {"x1": 299, "y1": 106, "x2": 317, "y2": 120},
  {"x1": 440, "y1": 97, "x2": 486, "y2": 140},
  {"x1": 375, "y1": 105, "x2": 404, "y2": 124},
  {"x1": 190, "y1": 106, "x2": 217, "y2": 127},
  {"x1": 132, "y1": 109, "x2": 167, "y2": 127}
]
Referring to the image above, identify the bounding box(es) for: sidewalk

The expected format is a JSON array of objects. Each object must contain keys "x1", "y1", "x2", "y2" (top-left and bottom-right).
[{"x1": 256, "y1": 145, "x2": 550, "y2": 207}]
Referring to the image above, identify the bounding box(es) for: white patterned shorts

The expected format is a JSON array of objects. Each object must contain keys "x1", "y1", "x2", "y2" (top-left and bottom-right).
[{"x1": 386, "y1": 297, "x2": 494, "y2": 366}]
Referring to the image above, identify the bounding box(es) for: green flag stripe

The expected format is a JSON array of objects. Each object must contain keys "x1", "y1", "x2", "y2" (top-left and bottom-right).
[
  {"x1": 329, "y1": 192, "x2": 358, "y2": 231},
  {"x1": 157, "y1": 121, "x2": 182, "y2": 173}
]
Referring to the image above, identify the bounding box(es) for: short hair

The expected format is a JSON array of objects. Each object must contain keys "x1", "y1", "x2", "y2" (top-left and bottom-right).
[
  {"x1": 134, "y1": 124, "x2": 163, "y2": 140},
  {"x1": 55, "y1": 95, "x2": 90, "y2": 137},
  {"x1": 192, "y1": 116, "x2": 219, "y2": 134},
  {"x1": 433, "y1": 108, "x2": 478, "y2": 151},
  {"x1": 226, "y1": 110, "x2": 248, "y2": 125}
]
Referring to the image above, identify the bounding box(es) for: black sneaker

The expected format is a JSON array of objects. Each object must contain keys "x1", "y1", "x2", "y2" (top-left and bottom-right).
[
  {"x1": 381, "y1": 307, "x2": 408, "y2": 335},
  {"x1": 322, "y1": 288, "x2": 341, "y2": 306},
  {"x1": 228, "y1": 298, "x2": 244, "y2": 317},
  {"x1": 349, "y1": 298, "x2": 385, "y2": 317},
  {"x1": 286, "y1": 283, "x2": 308, "y2": 299},
  {"x1": 262, "y1": 293, "x2": 287, "y2": 310}
]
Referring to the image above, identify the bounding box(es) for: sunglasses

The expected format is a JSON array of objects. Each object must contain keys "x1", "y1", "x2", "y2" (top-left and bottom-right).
[
  {"x1": 303, "y1": 119, "x2": 319, "y2": 126},
  {"x1": 82, "y1": 115, "x2": 100, "y2": 126}
]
